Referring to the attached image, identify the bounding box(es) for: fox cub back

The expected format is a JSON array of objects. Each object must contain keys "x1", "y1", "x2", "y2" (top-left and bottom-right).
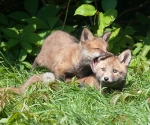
[{"x1": 33, "y1": 28, "x2": 111, "y2": 80}]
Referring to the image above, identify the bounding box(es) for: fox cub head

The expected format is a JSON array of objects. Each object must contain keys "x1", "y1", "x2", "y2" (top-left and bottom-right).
[
  {"x1": 91, "y1": 50, "x2": 131, "y2": 90},
  {"x1": 80, "y1": 28, "x2": 111, "y2": 63}
]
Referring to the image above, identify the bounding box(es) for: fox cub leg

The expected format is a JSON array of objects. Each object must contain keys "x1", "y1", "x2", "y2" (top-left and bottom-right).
[{"x1": 54, "y1": 65, "x2": 66, "y2": 81}]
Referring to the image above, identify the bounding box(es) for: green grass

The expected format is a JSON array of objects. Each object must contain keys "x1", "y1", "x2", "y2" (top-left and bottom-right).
[{"x1": 0, "y1": 65, "x2": 150, "y2": 125}]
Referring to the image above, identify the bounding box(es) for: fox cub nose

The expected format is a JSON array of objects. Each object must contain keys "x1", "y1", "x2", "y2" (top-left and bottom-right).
[{"x1": 104, "y1": 77, "x2": 109, "y2": 81}]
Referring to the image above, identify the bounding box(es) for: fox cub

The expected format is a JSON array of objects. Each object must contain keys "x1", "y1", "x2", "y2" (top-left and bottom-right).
[
  {"x1": 0, "y1": 50, "x2": 131, "y2": 94},
  {"x1": 32, "y1": 28, "x2": 111, "y2": 80}
]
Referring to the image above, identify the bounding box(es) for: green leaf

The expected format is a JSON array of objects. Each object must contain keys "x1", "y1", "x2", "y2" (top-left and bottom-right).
[
  {"x1": 140, "y1": 45, "x2": 150, "y2": 57},
  {"x1": 74, "y1": 4, "x2": 97, "y2": 16},
  {"x1": 26, "y1": 17, "x2": 49, "y2": 29},
  {"x1": 0, "y1": 13, "x2": 9, "y2": 25},
  {"x1": 24, "y1": 0, "x2": 38, "y2": 16},
  {"x1": 142, "y1": 62, "x2": 149, "y2": 72},
  {"x1": 22, "y1": 61, "x2": 32, "y2": 69},
  {"x1": 130, "y1": 58, "x2": 137, "y2": 67},
  {"x1": 22, "y1": 24, "x2": 36, "y2": 38},
  {"x1": 2, "y1": 28, "x2": 18, "y2": 39},
  {"x1": 102, "y1": 0, "x2": 117, "y2": 11},
  {"x1": 7, "y1": 39, "x2": 19, "y2": 48},
  {"x1": 19, "y1": 64, "x2": 25, "y2": 70},
  {"x1": 35, "y1": 30, "x2": 51, "y2": 46},
  {"x1": 139, "y1": 56, "x2": 147, "y2": 62},
  {"x1": 13, "y1": 24, "x2": 26, "y2": 31},
  {"x1": 132, "y1": 43, "x2": 143, "y2": 55},
  {"x1": 104, "y1": 9, "x2": 117, "y2": 26},
  {"x1": 97, "y1": 12, "x2": 105, "y2": 36},
  {"x1": 83, "y1": 0, "x2": 95, "y2": 3},
  {"x1": 0, "y1": 118, "x2": 8, "y2": 123},
  {"x1": 19, "y1": 49, "x2": 27, "y2": 62},
  {"x1": 134, "y1": 42, "x2": 143, "y2": 48},
  {"x1": 23, "y1": 33, "x2": 42, "y2": 44},
  {"x1": 30, "y1": 46, "x2": 40, "y2": 56},
  {"x1": 123, "y1": 26, "x2": 136, "y2": 35},
  {"x1": 21, "y1": 42, "x2": 32, "y2": 53},
  {"x1": 47, "y1": 17, "x2": 59, "y2": 29},
  {"x1": 108, "y1": 28, "x2": 120, "y2": 50},
  {"x1": 109, "y1": 28, "x2": 120, "y2": 41},
  {"x1": 0, "y1": 42, "x2": 7, "y2": 47},
  {"x1": 132, "y1": 47, "x2": 142, "y2": 55},
  {"x1": 37, "y1": 4, "x2": 61, "y2": 21},
  {"x1": 111, "y1": 44, "x2": 120, "y2": 54},
  {"x1": 137, "y1": 55, "x2": 141, "y2": 64},
  {"x1": 97, "y1": 9, "x2": 117, "y2": 36},
  {"x1": 146, "y1": 59, "x2": 150, "y2": 65},
  {"x1": 8, "y1": 11, "x2": 30, "y2": 21},
  {"x1": 38, "y1": 30, "x2": 50, "y2": 39},
  {"x1": 121, "y1": 35, "x2": 134, "y2": 45}
]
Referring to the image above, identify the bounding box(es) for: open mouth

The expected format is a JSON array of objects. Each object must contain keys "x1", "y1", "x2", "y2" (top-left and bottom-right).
[
  {"x1": 93, "y1": 57, "x2": 98, "y2": 67},
  {"x1": 90, "y1": 57, "x2": 98, "y2": 73},
  {"x1": 91, "y1": 55, "x2": 107, "y2": 73},
  {"x1": 91, "y1": 52, "x2": 114, "y2": 73}
]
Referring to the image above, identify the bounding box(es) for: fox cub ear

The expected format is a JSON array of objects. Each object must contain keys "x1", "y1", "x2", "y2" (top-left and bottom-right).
[
  {"x1": 101, "y1": 32, "x2": 111, "y2": 42},
  {"x1": 118, "y1": 49, "x2": 131, "y2": 66},
  {"x1": 80, "y1": 28, "x2": 94, "y2": 42}
]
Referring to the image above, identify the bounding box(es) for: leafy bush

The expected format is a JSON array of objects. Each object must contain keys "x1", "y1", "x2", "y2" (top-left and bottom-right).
[
  {"x1": 74, "y1": 0, "x2": 150, "y2": 72},
  {"x1": 0, "y1": 0, "x2": 74, "y2": 70},
  {"x1": 0, "y1": 0, "x2": 150, "y2": 72}
]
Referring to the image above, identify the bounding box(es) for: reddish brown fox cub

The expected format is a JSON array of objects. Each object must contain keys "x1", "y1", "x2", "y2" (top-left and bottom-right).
[
  {"x1": 32, "y1": 28, "x2": 111, "y2": 80},
  {"x1": 0, "y1": 50, "x2": 131, "y2": 94}
]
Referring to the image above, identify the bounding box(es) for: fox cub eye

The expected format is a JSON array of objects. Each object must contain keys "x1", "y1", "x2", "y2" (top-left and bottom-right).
[
  {"x1": 113, "y1": 69, "x2": 118, "y2": 73},
  {"x1": 101, "y1": 68, "x2": 105, "y2": 71}
]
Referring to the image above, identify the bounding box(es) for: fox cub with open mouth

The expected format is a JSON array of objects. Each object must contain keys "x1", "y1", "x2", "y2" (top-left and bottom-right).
[{"x1": 32, "y1": 28, "x2": 111, "y2": 80}]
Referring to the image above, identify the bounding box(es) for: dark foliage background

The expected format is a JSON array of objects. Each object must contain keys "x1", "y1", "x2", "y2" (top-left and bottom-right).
[{"x1": 0, "y1": 0, "x2": 150, "y2": 71}]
